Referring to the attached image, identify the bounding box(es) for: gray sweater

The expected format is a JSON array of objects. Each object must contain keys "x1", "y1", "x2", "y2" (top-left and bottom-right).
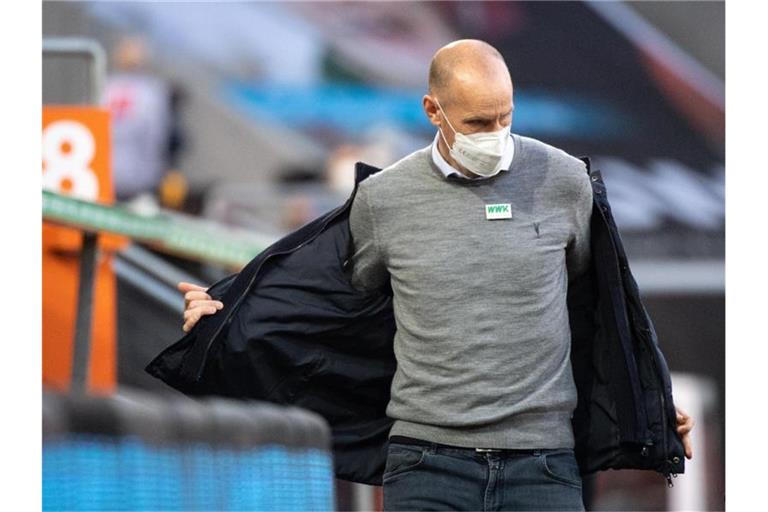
[{"x1": 348, "y1": 133, "x2": 593, "y2": 449}]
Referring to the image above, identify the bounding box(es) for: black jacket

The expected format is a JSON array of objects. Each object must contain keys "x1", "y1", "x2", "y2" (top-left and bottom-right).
[{"x1": 146, "y1": 157, "x2": 686, "y2": 486}]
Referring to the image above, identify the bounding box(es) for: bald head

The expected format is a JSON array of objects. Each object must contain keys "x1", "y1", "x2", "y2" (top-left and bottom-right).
[
  {"x1": 423, "y1": 39, "x2": 514, "y2": 178},
  {"x1": 428, "y1": 39, "x2": 511, "y2": 105}
]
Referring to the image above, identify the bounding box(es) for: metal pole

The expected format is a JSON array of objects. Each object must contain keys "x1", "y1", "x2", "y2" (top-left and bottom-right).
[
  {"x1": 43, "y1": 37, "x2": 107, "y2": 392},
  {"x1": 70, "y1": 232, "x2": 98, "y2": 393}
]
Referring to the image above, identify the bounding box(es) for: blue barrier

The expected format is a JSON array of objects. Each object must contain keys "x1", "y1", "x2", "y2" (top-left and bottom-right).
[{"x1": 43, "y1": 390, "x2": 335, "y2": 511}]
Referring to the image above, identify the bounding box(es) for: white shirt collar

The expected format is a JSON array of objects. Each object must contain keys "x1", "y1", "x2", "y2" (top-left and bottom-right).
[{"x1": 431, "y1": 130, "x2": 515, "y2": 180}]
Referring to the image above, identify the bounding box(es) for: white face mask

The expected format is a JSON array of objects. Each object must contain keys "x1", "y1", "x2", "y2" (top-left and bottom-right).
[{"x1": 434, "y1": 96, "x2": 510, "y2": 178}]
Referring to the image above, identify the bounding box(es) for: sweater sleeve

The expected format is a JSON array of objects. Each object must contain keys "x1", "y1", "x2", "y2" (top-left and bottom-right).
[
  {"x1": 566, "y1": 168, "x2": 593, "y2": 282},
  {"x1": 348, "y1": 181, "x2": 390, "y2": 292}
]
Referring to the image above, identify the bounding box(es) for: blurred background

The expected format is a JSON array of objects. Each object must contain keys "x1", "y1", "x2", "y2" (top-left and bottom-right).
[{"x1": 42, "y1": 1, "x2": 724, "y2": 510}]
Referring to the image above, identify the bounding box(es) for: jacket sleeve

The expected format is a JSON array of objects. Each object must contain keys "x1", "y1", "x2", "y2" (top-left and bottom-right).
[
  {"x1": 566, "y1": 168, "x2": 593, "y2": 283},
  {"x1": 348, "y1": 181, "x2": 390, "y2": 292}
]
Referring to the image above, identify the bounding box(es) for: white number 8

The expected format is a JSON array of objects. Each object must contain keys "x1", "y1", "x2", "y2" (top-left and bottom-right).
[{"x1": 42, "y1": 120, "x2": 99, "y2": 200}]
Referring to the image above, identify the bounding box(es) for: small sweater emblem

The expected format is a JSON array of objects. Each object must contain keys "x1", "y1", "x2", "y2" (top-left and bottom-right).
[{"x1": 485, "y1": 203, "x2": 512, "y2": 220}]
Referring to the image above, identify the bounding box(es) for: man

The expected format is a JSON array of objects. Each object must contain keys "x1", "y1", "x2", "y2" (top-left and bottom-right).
[
  {"x1": 178, "y1": 39, "x2": 694, "y2": 511},
  {"x1": 103, "y1": 36, "x2": 172, "y2": 204}
]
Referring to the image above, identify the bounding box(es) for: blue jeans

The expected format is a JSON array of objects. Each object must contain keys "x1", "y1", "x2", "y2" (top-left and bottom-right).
[{"x1": 382, "y1": 441, "x2": 585, "y2": 511}]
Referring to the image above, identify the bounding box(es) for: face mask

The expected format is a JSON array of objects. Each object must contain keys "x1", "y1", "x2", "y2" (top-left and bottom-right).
[{"x1": 434, "y1": 96, "x2": 510, "y2": 178}]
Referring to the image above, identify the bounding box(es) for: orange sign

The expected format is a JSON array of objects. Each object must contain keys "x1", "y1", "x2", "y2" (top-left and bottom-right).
[
  {"x1": 42, "y1": 106, "x2": 120, "y2": 394},
  {"x1": 42, "y1": 107, "x2": 125, "y2": 251},
  {"x1": 43, "y1": 106, "x2": 114, "y2": 203}
]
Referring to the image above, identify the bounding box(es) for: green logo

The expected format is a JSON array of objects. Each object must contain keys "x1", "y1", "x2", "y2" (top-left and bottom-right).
[
  {"x1": 486, "y1": 204, "x2": 510, "y2": 214},
  {"x1": 485, "y1": 203, "x2": 512, "y2": 220}
]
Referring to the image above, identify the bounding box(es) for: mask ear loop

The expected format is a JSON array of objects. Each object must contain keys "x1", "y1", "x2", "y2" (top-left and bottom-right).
[{"x1": 433, "y1": 96, "x2": 456, "y2": 149}]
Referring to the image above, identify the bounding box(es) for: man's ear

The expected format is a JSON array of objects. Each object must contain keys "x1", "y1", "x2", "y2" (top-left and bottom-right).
[{"x1": 422, "y1": 95, "x2": 441, "y2": 127}]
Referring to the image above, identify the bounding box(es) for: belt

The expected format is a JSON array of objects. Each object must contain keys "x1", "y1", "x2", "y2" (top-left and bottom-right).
[{"x1": 388, "y1": 435, "x2": 539, "y2": 454}]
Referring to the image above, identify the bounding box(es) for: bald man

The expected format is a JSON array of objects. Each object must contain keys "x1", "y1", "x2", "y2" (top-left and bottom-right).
[
  {"x1": 347, "y1": 39, "x2": 694, "y2": 511},
  {"x1": 346, "y1": 39, "x2": 590, "y2": 510},
  {"x1": 179, "y1": 38, "x2": 695, "y2": 512}
]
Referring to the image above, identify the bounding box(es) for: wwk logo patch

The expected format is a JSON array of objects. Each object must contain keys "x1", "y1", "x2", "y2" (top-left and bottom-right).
[{"x1": 485, "y1": 203, "x2": 512, "y2": 220}]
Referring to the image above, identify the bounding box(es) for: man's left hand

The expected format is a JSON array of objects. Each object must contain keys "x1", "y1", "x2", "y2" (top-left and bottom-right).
[{"x1": 675, "y1": 405, "x2": 695, "y2": 459}]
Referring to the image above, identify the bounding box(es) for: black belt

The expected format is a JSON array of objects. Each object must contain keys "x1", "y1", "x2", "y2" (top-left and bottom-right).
[{"x1": 388, "y1": 435, "x2": 540, "y2": 454}]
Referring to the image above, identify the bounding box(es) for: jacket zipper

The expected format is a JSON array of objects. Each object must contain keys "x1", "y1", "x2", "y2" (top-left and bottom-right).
[
  {"x1": 642, "y1": 325, "x2": 676, "y2": 487},
  {"x1": 656, "y1": 360, "x2": 672, "y2": 486},
  {"x1": 192, "y1": 203, "x2": 352, "y2": 380},
  {"x1": 629, "y1": 301, "x2": 675, "y2": 486}
]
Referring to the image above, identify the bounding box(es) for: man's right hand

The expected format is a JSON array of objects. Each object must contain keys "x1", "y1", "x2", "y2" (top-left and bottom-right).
[{"x1": 178, "y1": 282, "x2": 224, "y2": 333}]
